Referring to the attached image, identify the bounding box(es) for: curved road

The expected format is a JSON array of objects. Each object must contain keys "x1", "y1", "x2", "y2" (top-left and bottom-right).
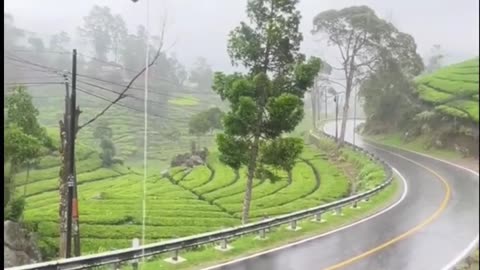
[{"x1": 204, "y1": 120, "x2": 479, "y2": 270}]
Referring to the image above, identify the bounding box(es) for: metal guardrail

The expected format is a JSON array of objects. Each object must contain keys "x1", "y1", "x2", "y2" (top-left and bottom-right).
[{"x1": 8, "y1": 129, "x2": 393, "y2": 270}]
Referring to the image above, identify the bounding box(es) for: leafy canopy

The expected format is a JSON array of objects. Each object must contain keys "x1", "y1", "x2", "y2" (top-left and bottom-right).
[{"x1": 213, "y1": 0, "x2": 321, "y2": 223}]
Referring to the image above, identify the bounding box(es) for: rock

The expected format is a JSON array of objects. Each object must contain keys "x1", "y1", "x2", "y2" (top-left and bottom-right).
[
  {"x1": 189, "y1": 155, "x2": 204, "y2": 165},
  {"x1": 4, "y1": 220, "x2": 42, "y2": 268}
]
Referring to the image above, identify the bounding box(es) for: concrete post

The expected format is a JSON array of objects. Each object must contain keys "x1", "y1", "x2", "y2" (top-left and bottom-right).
[
  {"x1": 131, "y1": 238, "x2": 139, "y2": 270},
  {"x1": 221, "y1": 238, "x2": 228, "y2": 250},
  {"x1": 290, "y1": 220, "x2": 297, "y2": 230},
  {"x1": 335, "y1": 206, "x2": 342, "y2": 216},
  {"x1": 259, "y1": 228, "x2": 266, "y2": 239},
  {"x1": 173, "y1": 249, "x2": 179, "y2": 261}
]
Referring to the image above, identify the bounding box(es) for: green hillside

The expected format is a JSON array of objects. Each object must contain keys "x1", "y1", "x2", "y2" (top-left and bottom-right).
[{"x1": 415, "y1": 57, "x2": 479, "y2": 123}]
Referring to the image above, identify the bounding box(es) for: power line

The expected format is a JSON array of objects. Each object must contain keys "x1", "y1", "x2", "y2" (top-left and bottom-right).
[
  {"x1": 76, "y1": 86, "x2": 190, "y2": 123},
  {"x1": 5, "y1": 51, "x2": 218, "y2": 97}
]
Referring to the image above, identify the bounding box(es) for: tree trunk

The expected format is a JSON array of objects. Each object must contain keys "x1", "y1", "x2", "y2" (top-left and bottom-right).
[
  {"x1": 23, "y1": 164, "x2": 30, "y2": 197},
  {"x1": 287, "y1": 170, "x2": 292, "y2": 185},
  {"x1": 242, "y1": 135, "x2": 260, "y2": 225},
  {"x1": 311, "y1": 90, "x2": 317, "y2": 129},
  {"x1": 338, "y1": 90, "x2": 352, "y2": 147}
]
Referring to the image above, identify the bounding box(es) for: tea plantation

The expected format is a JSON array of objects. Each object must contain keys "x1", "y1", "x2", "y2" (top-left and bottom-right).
[
  {"x1": 415, "y1": 57, "x2": 479, "y2": 123},
  {"x1": 16, "y1": 89, "x2": 385, "y2": 257}
]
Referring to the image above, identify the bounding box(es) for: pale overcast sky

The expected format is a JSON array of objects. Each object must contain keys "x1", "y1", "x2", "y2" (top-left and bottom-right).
[{"x1": 5, "y1": 0, "x2": 479, "y2": 72}]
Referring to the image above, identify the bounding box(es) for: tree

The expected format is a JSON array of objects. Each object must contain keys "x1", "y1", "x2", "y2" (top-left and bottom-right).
[
  {"x1": 94, "y1": 121, "x2": 116, "y2": 167},
  {"x1": 190, "y1": 57, "x2": 214, "y2": 92},
  {"x1": 213, "y1": 0, "x2": 321, "y2": 224},
  {"x1": 49, "y1": 31, "x2": 71, "y2": 70},
  {"x1": 4, "y1": 124, "x2": 41, "y2": 207},
  {"x1": 5, "y1": 86, "x2": 52, "y2": 148},
  {"x1": 5, "y1": 86, "x2": 52, "y2": 202},
  {"x1": 99, "y1": 138, "x2": 116, "y2": 167},
  {"x1": 110, "y1": 15, "x2": 128, "y2": 62},
  {"x1": 188, "y1": 107, "x2": 225, "y2": 147},
  {"x1": 27, "y1": 37, "x2": 45, "y2": 53},
  {"x1": 78, "y1": 5, "x2": 115, "y2": 61},
  {"x1": 312, "y1": 6, "x2": 424, "y2": 147},
  {"x1": 260, "y1": 137, "x2": 303, "y2": 183},
  {"x1": 424, "y1": 44, "x2": 444, "y2": 74},
  {"x1": 359, "y1": 56, "x2": 422, "y2": 132},
  {"x1": 4, "y1": 13, "x2": 25, "y2": 49}
]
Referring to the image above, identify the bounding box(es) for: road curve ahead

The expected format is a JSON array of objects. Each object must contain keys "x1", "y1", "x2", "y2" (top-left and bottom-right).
[{"x1": 203, "y1": 120, "x2": 479, "y2": 270}]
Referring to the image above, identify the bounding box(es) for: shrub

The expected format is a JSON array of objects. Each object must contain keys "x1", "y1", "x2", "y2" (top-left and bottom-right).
[{"x1": 4, "y1": 197, "x2": 26, "y2": 221}]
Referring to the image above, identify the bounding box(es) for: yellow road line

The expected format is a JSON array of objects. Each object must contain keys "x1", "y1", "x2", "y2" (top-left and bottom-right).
[{"x1": 323, "y1": 145, "x2": 451, "y2": 270}]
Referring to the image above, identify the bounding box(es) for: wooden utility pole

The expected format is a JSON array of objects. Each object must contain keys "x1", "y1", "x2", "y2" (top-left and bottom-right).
[
  {"x1": 59, "y1": 49, "x2": 82, "y2": 258},
  {"x1": 58, "y1": 74, "x2": 70, "y2": 258},
  {"x1": 66, "y1": 49, "x2": 78, "y2": 258}
]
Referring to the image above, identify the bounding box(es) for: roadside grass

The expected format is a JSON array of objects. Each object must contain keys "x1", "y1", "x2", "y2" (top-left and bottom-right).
[
  {"x1": 364, "y1": 132, "x2": 462, "y2": 160},
  {"x1": 129, "y1": 177, "x2": 401, "y2": 270}
]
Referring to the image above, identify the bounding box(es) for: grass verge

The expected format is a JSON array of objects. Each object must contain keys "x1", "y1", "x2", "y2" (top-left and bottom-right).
[
  {"x1": 127, "y1": 176, "x2": 402, "y2": 270},
  {"x1": 364, "y1": 132, "x2": 462, "y2": 160}
]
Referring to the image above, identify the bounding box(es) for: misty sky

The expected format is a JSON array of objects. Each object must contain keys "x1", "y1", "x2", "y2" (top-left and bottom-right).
[{"x1": 5, "y1": 0, "x2": 479, "y2": 72}]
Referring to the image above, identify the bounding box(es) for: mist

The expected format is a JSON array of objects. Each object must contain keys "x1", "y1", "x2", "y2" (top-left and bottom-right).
[{"x1": 5, "y1": 0, "x2": 479, "y2": 73}]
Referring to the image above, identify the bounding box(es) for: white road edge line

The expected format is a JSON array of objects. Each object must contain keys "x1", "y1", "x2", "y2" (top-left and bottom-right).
[
  {"x1": 200, "y1": 168, "x2": 408, "y2": 270},
  {"x1": 326, "y1": 120, "x2": 479, "y2": 270},
  {"x1": 370, "y1": 142, "x2": 479, "y2": 270}
]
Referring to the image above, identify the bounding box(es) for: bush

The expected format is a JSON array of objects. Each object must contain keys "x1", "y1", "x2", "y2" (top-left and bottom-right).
[{"x1": 4, "y1": 197, "x2": 26, "y2": 221}]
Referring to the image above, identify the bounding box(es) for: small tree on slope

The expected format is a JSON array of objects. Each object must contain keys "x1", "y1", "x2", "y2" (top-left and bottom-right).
[{"x1": 213, "y1": 0, "x2": 321, "y2": 224}]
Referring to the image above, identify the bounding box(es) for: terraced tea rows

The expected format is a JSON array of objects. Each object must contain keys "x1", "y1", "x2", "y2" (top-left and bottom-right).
[
  {"x1": 19, "y1": 131, "x2": 386, "y2": 256},
  {"x1": 415, "y1": 57, "x2": 479, "y2": 123}
]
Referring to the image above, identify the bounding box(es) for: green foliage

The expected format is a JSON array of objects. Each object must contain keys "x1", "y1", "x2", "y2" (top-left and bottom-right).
[
  {"x1": 314, "y1": 6, "x2": 424, "y2": 142},
  {"x1": 188, "y1": 107, "x2": 225, "y2": 136},
  {"x1": 100, "y1": 138, "x2": 116, "y2": 167},
  {"x1": 414, "y1": 57, "x2": 479, "y2": 124},
  {"x1": 5, "y1": 86, "x2": 52, "y2": 148},
  {"x1": 4, "y1": 196, "x2": 25, "y2": 221},
  {"x1": 260, "y1": 137, "x2": 303, "y2": 182},
  {"x1": 4, "y1": 124, "x2": 41, "y2": 166}
]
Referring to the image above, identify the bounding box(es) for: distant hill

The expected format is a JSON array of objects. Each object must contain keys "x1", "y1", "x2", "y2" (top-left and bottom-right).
[{"x1": 414, "y1": 57, "x2": 479, "y2": 124}]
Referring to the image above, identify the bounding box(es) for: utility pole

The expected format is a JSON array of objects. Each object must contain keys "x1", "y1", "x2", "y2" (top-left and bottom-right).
[
  {"x1": 353, "y1": 87, "x2": 357, "y2": 146},
  {"x1": 58, "y1": 74, "x2": 70, "y2": 258},
  {"x1": 334, "y1": 95, "x2": 339, "y2": 142},
  {"x1": 66, "y1": 49, "x2": 78, "y2": 258}
]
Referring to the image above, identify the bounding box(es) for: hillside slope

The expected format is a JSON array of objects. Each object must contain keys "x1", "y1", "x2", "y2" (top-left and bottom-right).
[{"x1": 414, "y1": 57, "x2": 479, "y2": 123}]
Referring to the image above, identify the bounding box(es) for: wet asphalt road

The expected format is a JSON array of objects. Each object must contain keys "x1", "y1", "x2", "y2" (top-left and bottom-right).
[{"x1": 206, "y1": 120, "x2": 479, "y2": 270}]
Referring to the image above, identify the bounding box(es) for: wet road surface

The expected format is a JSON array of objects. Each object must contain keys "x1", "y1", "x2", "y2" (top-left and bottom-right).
[{"x1": 204, "y1": 120, "x2": 479, "y2": 270}]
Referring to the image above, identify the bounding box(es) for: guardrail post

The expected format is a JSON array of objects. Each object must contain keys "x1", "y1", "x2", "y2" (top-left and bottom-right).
[
  {"x1": 364, "y1": 196, "x2": 370, "y2": 202},
  {"x1": 257, "y1": 228, "x2": 267, "y2": 240},
  {"x1": 288, "y1": 220, "x2": 301, "y2": 231},
  {"x1": 352, "y1": 200, "x2": 358, "y2": 209},
  {"x1": 112, "y1": 262, "x2": 120, "y2": 270},
  {"x1": 334, "y1": 206, "x2": 342, "y2": 216},
  {"x1": 215, "y1": 238, "x2": 232, "y2": 251},
  {"x1": 164, "y1": 249, "x2": 186, "y2": 264},
  {"x1": 131, "y1": 238, "x2": 139, "y2": 270},
  {"x1": 311, "y1": 212, "x2": 325, "y2": 223}
]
